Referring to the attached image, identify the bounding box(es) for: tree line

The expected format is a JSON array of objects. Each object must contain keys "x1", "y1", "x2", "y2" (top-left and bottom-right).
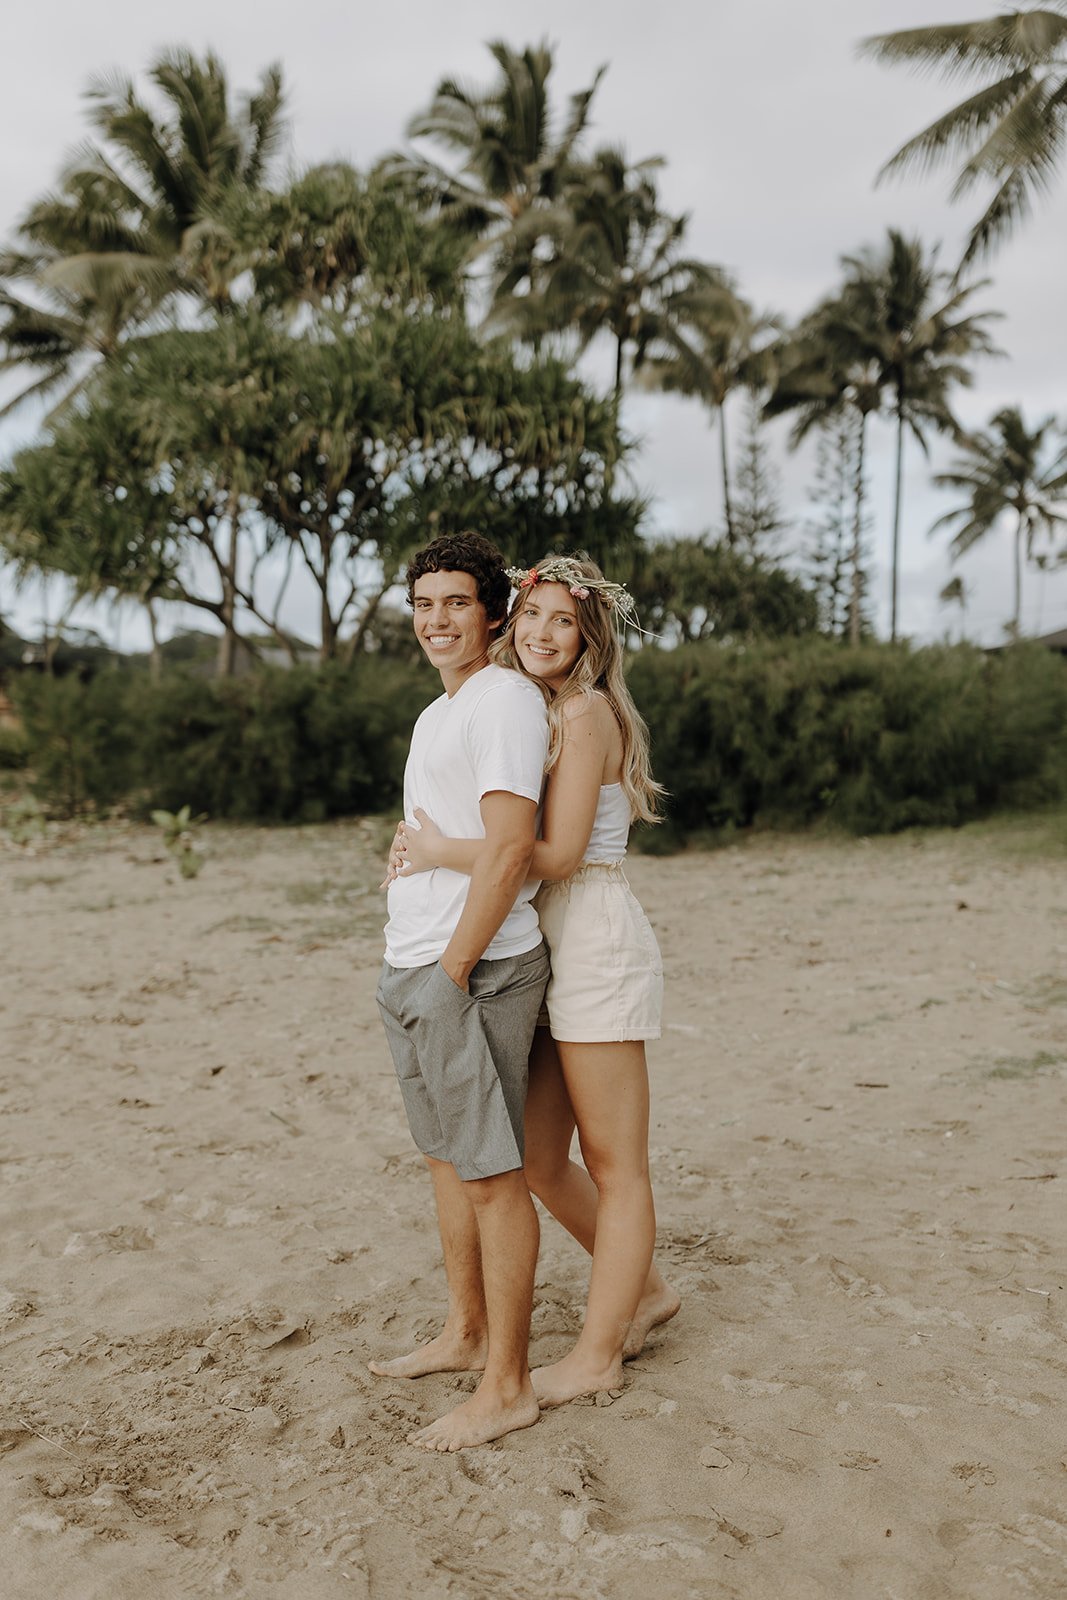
[{"x1": 0, "y1": 11, "x2": 1065, "y2": 674}]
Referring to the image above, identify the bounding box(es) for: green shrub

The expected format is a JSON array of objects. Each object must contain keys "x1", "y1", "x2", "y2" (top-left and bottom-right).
[
  {"x1": 0, "y1": 724, "x2": 30, "y2": 770},
  {"x1": 11, "y1": 640, "x2": 1067, "y2": 837},
  {"x1": 14, "y1": 670, "x2": 138, "y2": 812},
  {"x1": 628, "y1": 638, "x2": 1067, "y2": 836},
  {"x1": 12, "y1": 659, "x2": 437, "y2": 820}
]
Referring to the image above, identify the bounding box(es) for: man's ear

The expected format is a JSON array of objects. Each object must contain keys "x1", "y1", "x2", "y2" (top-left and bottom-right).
[{"x1": 487, "y1": 616, "x2": 506, "y2": 636}]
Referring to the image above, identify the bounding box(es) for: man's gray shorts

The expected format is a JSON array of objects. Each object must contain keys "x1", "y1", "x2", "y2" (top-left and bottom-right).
[{"x1": 376, "y1": 942, "x2": 550, "y2": 1181}]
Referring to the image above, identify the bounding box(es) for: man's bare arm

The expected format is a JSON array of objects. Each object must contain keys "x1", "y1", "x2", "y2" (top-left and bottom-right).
[{"x1": 438, "y1": 790, "x2": 538, "y2": 990}]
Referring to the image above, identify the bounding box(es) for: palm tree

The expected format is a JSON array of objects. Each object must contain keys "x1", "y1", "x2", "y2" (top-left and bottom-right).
[
  {"x1": 768, "y1": 231, "x2": 998, "y2": 640},
  {"x1": 861, "y1": 5, "x2": 1067, "y2": 265},
  {"x1": 767, "y1": 321, "x2": 882, "y2": 646},
  {"x1": 0, "y1": 49, "x2": 286, "y2": 416},
  {"x1": 939, "y1": 574, "x2": 969, "y2": 641},
  {"x1": 850, "y1": 232, "x2": 999, "y2": 641},
  {"x1": 931, "y1": 407, "x2": 1067, "y2": 631},
  {"x1": 639, "y1": 284, "x2": 778, "y2": 544},
  {"x1": 389, "y1": 40, "x2": 603, "y2": 243},
  {"x1": 490, "y1": 147, "x2": 722, "y2": 413}
]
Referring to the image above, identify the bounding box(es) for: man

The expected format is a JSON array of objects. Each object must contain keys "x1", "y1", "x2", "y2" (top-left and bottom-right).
[{"x1": 371, "y1": 531, "x2": 550, "y2": 1452}]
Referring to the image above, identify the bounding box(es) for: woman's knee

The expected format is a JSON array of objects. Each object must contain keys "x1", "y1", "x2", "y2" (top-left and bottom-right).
[
  {"x1": 581, "y1": 1146, "x2": 650, "y2": 1197},
  {"x1": 523, "y1": 1147, "x2": 569, "y2": 1199}
]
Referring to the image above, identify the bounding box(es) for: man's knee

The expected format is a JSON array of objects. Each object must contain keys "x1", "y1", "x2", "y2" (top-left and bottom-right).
[{"x1": 463, "y1": 1167, "x2": 527, "y2": 1206}]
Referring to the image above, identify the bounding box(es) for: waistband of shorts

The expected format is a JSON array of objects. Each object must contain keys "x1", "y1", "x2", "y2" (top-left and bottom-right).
[{"x1": 544, "y1": 860, "x2": 628, "y2": 891}]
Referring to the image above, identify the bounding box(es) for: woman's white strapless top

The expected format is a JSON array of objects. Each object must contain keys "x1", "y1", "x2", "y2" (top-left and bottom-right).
[{"x1": 583, "y1": 782, "x2": 631, "y2": 864}]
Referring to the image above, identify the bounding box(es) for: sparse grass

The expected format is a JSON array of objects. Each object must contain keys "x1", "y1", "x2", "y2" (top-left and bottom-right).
[
  {"x1": 1025, "y1": 975, "x2": 1067, "y2": 1009},
  {"x1": 207, "y1": 914, "x2": 274, "y2": 935},
  {"x1": 284, "y1": 878, "x2": 374, "y2": 907},
  {"x1": 844, "y1": 1011, "x2": 896, "y2": 1036},
  {"x1": 988, "y1": 1050, "x2": 1065, "y2": 1081},
  {"x1": 949, "y1": 805, "x2": 1067, "y2": 862}
]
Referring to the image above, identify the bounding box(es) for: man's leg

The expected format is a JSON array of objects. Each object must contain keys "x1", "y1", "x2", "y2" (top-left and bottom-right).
[
  {"x1": 409, "y1": 1166, "x2": 540, "y2": 1451},
  {"x1": 369, "y1": 1155, "x2": 488, "y2": 1377}
]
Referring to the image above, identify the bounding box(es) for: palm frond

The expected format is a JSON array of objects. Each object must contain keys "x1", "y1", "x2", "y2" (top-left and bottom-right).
[
  {"x1": 959, "y1": 156, "x2": 1043, "y2": 262},
  {"x1": 0, "y1": 363, "x2": 76, "y2": 421},
  {"x1": 950, "y1": 75, "x2": 1058, "y2": 193},
  {"x1": 860, "y1": 11, "x2": 1067, "y2": 81},
  {"x1": 877, "y1": 70, "x2": 1034, "y2": 181},
  {"x1": 242, "y1": 63, "x2": 287, "y2": 184}
]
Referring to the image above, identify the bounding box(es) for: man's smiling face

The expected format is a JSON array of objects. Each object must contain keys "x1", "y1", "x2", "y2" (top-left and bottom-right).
[{"x1": 411, "y1": 568, "x2": 497, "y2": 693}]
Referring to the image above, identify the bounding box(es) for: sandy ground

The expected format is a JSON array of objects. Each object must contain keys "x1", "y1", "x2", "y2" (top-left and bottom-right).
[{"x1": 1, "y1": 810, "x2": 1066, "y2": 1600}]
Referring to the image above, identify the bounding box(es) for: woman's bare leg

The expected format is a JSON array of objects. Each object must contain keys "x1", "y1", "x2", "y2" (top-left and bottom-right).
[
  {"x1": 532, "y1": 1039, "x2": 655, "y2": 1404},
  {"x1": 524, "y1": 1029, "x2": 678, "y2": 1359}
]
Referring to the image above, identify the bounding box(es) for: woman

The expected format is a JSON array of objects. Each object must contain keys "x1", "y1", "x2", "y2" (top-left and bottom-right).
[{"x1": 392, "y1": 554, "x2": 679, "y2": 1406}]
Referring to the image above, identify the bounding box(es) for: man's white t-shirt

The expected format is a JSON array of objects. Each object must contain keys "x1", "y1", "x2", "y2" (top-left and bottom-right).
[{"x1": 384, "y1": 664, "x2": 549, "y2": 968}]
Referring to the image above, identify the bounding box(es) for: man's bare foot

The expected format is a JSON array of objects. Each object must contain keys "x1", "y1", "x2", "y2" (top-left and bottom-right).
[
  {"x1": 408, "y1": 1383, "x2": 540, "y2": 1451},
  {"x1": 368, "y1": 1329, "x2": 487, "y2": 1379},
  {"x1": 531, "y1": 1351, "x2": 624, "y2": 1407},
  {"x1": 623, "y1": 1284, "x2": 681, "y2": 1360}
]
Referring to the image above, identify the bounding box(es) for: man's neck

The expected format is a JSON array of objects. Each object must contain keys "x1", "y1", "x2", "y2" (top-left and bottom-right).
[{"x1": 440, "y1": 654, "x2": 491, "y2": 698}]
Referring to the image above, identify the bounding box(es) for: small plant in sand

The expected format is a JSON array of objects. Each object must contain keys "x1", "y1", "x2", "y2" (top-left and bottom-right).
[
  {"x1": 151, "y1": 805, "x2": 206, "y2": 879},
  {"x1": 3, "y1": 795, "x2": 47, "y2": 848}
]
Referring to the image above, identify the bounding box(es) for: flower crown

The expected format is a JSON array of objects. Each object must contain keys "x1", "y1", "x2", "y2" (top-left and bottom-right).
[{"x1": 505, "y1": 558, "x2": 637, "y2": 624}]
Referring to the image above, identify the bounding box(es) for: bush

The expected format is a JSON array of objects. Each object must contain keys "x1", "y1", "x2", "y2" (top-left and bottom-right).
[
  {"x1": 0, "y1": 724, "x2": 30, "y2": 770},
  {"x1": 12, "y1": 659, "x2": 438, "y2": 820},
  {"x1": 12, "y1": 640, "x2": 1067, "y2": 837},
  {"x1": 14, "y1": 670, "x2": 138, "y2": 812},
  {"x1": 627, "y1": 638, "x2": 1067, "y2": 836}
]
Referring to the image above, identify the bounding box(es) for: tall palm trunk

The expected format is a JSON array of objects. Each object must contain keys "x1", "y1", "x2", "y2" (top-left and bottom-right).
[
  {"x1": 1012, "y1": 513, "x2": 1024, "y2": 633},
  {"x1": 719, "y1": 405, "x2": 736, "y2": 547},
  {"x1": 890, "y1": 400, "x2": 905, "y2": 643},
  {"x1": 849, "y1": 412, "x2": 868, "y2": 648},
  {"x1": 604, "y1": 334, "x2": 625, "y2": 494}
]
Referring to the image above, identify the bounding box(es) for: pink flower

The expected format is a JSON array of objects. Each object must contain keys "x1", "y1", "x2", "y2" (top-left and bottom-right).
[
  {"x1": 570, "y1": 585, "x2": 590, "y2": 600},
  {"x1": 519, "y1": 570, "x2": 538, "y2": 588}
]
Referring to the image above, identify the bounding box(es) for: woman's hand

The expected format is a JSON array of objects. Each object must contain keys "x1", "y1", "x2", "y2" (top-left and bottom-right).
[
  {"x1": 378, "y1": 819, "x2": 406, "y2": 889},
  {"x1": 399, "y1": 807, "x2": 446, "y2": 874}
]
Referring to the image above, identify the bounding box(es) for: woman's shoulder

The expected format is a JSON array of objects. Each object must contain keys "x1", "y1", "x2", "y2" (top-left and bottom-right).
[{"x1": 558, "y1": 686, "x2": 614, "y2": 724}]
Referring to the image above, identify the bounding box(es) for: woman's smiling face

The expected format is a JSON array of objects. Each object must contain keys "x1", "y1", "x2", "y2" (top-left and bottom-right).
[{"x1": 512, "y1": 582, "x2": 584, "y2": 690}]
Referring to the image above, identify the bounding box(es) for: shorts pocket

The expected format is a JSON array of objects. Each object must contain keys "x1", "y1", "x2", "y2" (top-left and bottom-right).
[
  {"x1": 471, "y1": 944, "x2": 549, "y2": 1002},
  {"x1": 431, "y1": 961, "x2": 474, "y2": 1003}
]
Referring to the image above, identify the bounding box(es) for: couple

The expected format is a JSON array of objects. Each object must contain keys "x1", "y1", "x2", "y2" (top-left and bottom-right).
[{"x1": 372, "y1": 531, "x2": 678, "y2": 1453}]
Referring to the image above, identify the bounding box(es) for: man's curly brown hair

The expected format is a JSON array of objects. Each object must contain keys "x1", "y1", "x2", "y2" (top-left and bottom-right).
[{"x1": 405, "y1": 532, "x2": 510, "y2": 625}]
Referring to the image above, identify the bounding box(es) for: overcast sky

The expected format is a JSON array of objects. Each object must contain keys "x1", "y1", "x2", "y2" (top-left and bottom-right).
[{"x1": 2, "y1": 0, "x2": 1065, "y2": 648}]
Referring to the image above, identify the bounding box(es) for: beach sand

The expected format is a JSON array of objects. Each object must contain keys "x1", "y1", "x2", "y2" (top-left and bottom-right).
[{"x1": 1, "y1": 814, "x2": 1065, "y2": 1599}]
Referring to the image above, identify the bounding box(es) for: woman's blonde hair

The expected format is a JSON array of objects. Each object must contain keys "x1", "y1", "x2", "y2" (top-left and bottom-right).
[{"x1": 490, "y1": 555, "x2": 665, "y2": 824}]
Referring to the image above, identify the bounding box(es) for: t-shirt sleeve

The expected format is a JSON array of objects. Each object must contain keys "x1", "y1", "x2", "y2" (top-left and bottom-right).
[{"x1": 466, "y1": 679, "x2": 549, "y2": 804}]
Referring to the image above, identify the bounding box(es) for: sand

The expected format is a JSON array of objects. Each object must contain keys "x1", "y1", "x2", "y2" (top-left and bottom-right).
[{"x1": 1, "y1": 812, "x2": 1066, "y2": 1600}]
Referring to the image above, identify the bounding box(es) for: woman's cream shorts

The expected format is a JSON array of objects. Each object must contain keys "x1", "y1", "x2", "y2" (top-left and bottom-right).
[{"x1": 534, "y1": 862, "x2": 663, "y2": 1043}]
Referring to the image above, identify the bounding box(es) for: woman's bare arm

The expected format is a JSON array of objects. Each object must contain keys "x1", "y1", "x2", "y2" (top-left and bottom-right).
[{"x1": 398, "y1": 694, "x2": 613, "y2": 884}]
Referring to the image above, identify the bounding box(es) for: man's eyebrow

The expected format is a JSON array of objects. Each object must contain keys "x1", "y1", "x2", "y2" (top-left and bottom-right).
[{"x1": 414, "y1": 591, "x2": 474, "y2": 602}]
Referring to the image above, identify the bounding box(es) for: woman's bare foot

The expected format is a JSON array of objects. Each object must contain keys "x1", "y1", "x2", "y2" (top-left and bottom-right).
[
  {"x1": 531, "y1": 1351, "x2": 624, "y2": 1407},
  {"x1": 408, "y1": 1382, "x2": 540, "y2": 1451},
  {"x1": 623, "y1": 1284, "x2": 681, "y2": 1360},
  {"x1": 369, "y1": 1328, "x2": 487, "y2": 1379}
]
